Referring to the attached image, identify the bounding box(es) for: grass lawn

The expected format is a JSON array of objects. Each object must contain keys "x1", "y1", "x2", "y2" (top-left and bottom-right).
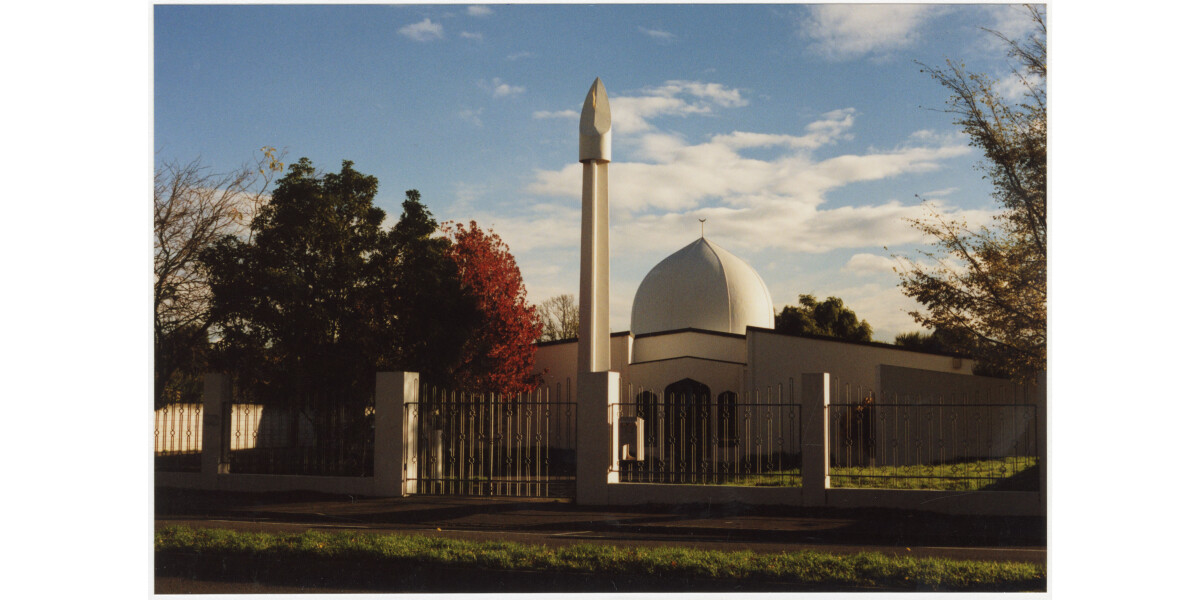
[
  {"x1": 156, "y1": 525, "x2": 1045, "y2": 592},
  {"x1": 718, "y1": 456, "x2": 1038, "y2": 491}
]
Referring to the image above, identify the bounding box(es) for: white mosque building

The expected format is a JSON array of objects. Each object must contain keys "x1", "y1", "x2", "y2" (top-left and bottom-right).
[{"x1": 534, "y1": 232, "x2": 982, "y2": 405}]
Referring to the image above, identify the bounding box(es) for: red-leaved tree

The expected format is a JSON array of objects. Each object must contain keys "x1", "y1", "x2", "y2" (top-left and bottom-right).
[{"x1": 443, "y1": 221, "x2": 542, "y2": 395}]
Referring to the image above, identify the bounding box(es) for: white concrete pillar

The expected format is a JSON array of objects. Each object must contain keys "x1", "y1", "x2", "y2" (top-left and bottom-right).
[
  {"x1": 374, "y1": 372, "x2": 418, "y2": 496},
  {"x1": 200, "y1": 373, "x2": 232, "y2": 484},
  {"x1": 575, "y1": 370, "x2": 620, "y2": 505},
  {"x1": 800, "y1": 372, "x2": 831, "y2": 507}
]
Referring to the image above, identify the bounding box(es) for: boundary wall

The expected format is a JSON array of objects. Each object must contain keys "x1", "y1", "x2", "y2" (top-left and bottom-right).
[{"x1": 156, "y1": 371, "x2": 1046, "y2": 517}]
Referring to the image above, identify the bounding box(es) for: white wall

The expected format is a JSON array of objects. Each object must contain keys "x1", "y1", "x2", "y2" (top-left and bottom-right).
[
  {"x1": 746, "y1": 328, "x2": 972, "y2": 393},
  {"x1": 631, "y1": 330, "x2": 746, "y2": 364},
  {"x1": 532, "y1": 333, "x2": 633, "y2": 392}
]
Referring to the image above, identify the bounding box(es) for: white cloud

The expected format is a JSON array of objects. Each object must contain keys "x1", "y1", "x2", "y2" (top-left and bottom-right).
[
  {"x1": 985, "y1": 4, "x2": 1040, "y2": 48},
  {"x1": 506, "y1": 51, "x2": 534, "y2": 61},
  {"x1": 526, "y1": 90, "x2": 980, "y2": 256},
  {"x1": 607, "y1": 80, "x2": 748, "y2": 134},
  {"x1": 798, "y1": 5, "x2": 940, "y2": 61},
  {"x1": 993, "y1": 71, "x2": 1043, "y2": 103},
  {"x1": 480, "y1": 77, "x2": 525, "y2": 98},
  {"x1": 533, "y1": 109, "x2": 575, "y2": 120},
  {"x1": 466, "y1": 5, "x2": 493, "y2": 18},
  {"x1": 638, "y1": 26, "x2": 677, "y2": 42},
  {"x1": 457, "y1": 107, "x2": 482, "y2": 126},
  {"x1": 843, "y1": 253, "x2": 898, "y2": 275},
  {"x1": 460, "y1": 31, "x2": 483, "y2": 41},
  {"x1": 398, "y1": 18, "x2": 443, "y2": 42}
]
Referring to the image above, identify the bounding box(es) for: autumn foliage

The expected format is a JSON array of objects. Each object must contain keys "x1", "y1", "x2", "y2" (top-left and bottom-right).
[{"x1": 443, "y1": 221, "x2": 543, "y2": 395}]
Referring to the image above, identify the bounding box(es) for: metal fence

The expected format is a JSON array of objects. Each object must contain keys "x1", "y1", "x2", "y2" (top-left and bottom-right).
[
  {"x1": 616, "y1": 382, "x2": 802, "y2": 486},
  {"x1": 406, "y1": 383, "x2": 576, "y2": 497},
  {"x1": 828, "y1": 379, "x2": 1039, "y2": 491},
  {"x1": 154, "y1": 403, "x2": 203, "y2": 472},
  {"x1": 223, "y1": 392, "x2": 375, "y2": 477}
]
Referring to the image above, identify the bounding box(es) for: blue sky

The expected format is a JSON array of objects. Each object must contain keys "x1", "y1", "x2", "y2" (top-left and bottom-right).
[{"x1": 155, "y1": 3, "x2": 1045, "y2": 341}]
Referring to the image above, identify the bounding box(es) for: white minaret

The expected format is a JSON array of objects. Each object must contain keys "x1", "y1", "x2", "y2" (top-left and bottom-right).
[{"x1": 578, "y1": 77, "x2": 612, "y2": 373}]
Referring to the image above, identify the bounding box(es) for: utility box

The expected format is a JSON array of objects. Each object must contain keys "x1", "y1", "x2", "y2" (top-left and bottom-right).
[{"x1": 618, "y1": 416, "x2": 644, "y2": 461}]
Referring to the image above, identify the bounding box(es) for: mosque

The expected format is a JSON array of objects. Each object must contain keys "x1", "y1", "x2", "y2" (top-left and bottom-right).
[
  {"x1": 532, "y1": 78, "x2": 1028, "y2": 471},
  {"x1": 533, "y1": 231, "x2": 978, "y2": 405}
]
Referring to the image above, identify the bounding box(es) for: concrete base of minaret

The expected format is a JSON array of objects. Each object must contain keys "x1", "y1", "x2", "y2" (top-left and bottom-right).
[{"x1": 574, "y1": 370, "x2": 620, "y2": 505}]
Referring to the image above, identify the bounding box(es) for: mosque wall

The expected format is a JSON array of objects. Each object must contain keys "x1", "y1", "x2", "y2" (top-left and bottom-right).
[
  {"x1": 630, "y1": 330, "x2": 746, "y2": 364},
  {"x1": 625, "y1": 356, "x2": 743, "y2": 399},
  {"x1": 532, "y1": 333, "x2": 633, "y2": 392},
  {"x1": 745, "y1": 328, "x2": 972, "y2": 393}
]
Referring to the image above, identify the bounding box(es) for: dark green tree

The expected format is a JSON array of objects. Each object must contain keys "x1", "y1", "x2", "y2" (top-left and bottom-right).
[
  {"x1": 376, "y1": 190, "x2": 482, "y2": 386},
  {"x1": 775, "y1": 294, "x2": 873, "y2": 343},
  {"x1": 202, "y1": 158, "x2": 389, "y2": 404},
  {"x1": 893, "y1": 329, "x2": 958, "y2": 355}
]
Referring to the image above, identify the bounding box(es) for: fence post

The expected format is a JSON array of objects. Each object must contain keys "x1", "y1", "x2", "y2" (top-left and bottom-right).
[
  {"x1": 201, "y1": 373, "x2": 231, "y2": 486},
  {"x1": 576, "y1": 370, "x2": 620, "y2": 505},
  {"x1": 374, "y1": 372, "x2": 418, "y2": 496},
  {"x1": 800, "y1": 373, "x2": 830, "y2": 507},
  {"x1": 1035, "y1": 372, "x2": 1048, "y2": 502}
]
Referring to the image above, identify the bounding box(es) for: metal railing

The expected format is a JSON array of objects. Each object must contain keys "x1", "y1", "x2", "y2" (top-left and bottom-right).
[
  {"x1": 224, "y1": 392, "x2": 375, "y2": 477},
  {"x1": 828, "y1": 379, "x2": 1039, "y2": 491},
  {"x1": 616, "y1": 382, "x2": 802, "y2": 486},
  {"x1": 407, "y1": 383, "x2": 576, "y2": 497},
  {"x1": 154, "y1": 403, "x2": 203, "y2": 472}
]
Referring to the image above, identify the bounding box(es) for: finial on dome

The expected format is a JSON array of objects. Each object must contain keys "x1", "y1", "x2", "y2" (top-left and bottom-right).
[{"x1": 699, "y1": 218, "x2": 706, "y2": 238}]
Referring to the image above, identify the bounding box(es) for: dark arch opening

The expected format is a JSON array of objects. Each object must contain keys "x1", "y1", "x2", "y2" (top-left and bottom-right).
[{"x1": 663, "y1": 378, "x2": 711, "y2": 477}]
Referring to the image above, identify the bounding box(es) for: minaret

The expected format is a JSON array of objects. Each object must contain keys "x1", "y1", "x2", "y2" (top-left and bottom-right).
[{"x1": 578, "y1": 78, "x2": 612, "y2": 373}]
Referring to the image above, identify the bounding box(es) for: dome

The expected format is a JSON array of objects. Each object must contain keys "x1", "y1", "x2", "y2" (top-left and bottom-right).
[{"x1": 630, "y1": 237, "x2": 776, "y2": 336}]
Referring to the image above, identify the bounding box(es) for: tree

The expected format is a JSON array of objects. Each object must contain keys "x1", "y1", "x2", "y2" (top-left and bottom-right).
[
  {"x1": 377, "y1": 190, "x2": 483, "y2": 386},
  {"x1": 443, "y1": 221, "x2": 543, "y2": 395},
  {"x1": 536, "y1": 294, "x2": 579, "y2": 342},
  {"x1": 895, "y1": 5, "x2": 1046, "y2": 380},
  {"x1": 893, "y1": 329, "x2": 959, "y2": 355},
  {"x1": 202, "y1": 158, "x2": 390, "y2": 404},
  {"x1": 203, "y1": 158, "x2": 542, "y2": 402},
  {"x1": 775, "y1": 294, "x2": 873, "y2": 343},
  {"x1": 153, "y1": 150, "x2": 281, "y2": 408}
]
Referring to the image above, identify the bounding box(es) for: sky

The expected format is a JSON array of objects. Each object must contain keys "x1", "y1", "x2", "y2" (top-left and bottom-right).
[{"x1": 153, "y1": 3, "x2": 1045, "y2": 342}]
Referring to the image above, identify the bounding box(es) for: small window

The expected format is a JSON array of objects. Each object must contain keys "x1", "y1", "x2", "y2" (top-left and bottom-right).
[{"x1": 636, "y1": 391, "x2": 659, "y2": 446}]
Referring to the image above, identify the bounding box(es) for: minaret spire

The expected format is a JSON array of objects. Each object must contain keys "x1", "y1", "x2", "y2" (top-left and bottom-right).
[{"x1": 578, "y1": 78, "x2": 612, "y2": 373}]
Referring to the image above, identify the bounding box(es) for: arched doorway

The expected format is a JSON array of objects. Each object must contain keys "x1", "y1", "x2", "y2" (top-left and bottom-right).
[{"x1": 663, "y1": 378, "x2": 711, "y2": 481}]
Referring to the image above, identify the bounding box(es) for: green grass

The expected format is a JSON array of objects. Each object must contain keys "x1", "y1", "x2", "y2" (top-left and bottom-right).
[
  {"x1": 719, "y1": 456, "x2": 1038, "y2": 491},
  {"x1": 156, "y1": 525, "x2": 1045, "y2": 591}
]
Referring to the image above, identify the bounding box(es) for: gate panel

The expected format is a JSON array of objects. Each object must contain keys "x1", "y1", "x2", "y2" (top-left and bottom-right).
[{"x1": 406, "y1": 383, "x2": 576, "y2": 498}]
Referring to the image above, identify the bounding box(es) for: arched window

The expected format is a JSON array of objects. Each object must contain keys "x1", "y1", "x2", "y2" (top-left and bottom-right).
[{"x1": 716, "y1": 391, "x2": 738, "y2": 446}]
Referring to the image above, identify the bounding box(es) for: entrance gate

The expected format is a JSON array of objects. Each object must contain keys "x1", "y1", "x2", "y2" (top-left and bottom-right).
[{"x1": 405, "y1": 383, "x2": 576, "y2": 498}]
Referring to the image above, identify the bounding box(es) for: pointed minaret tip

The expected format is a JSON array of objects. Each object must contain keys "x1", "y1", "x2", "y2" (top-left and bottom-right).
[{"x1": 579, "y1": 77, "x2": 612, "y2": 163}]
